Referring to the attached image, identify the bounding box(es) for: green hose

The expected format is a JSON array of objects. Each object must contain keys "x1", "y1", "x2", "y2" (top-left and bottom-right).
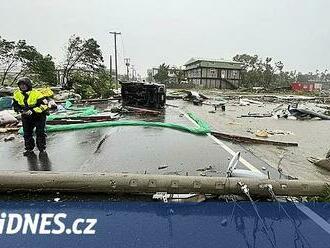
[{"x1": 19, "y1": 112, "x2": 211, "y2": 135}]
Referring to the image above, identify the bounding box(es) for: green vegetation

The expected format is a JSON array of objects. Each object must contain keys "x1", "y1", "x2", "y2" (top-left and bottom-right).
[
  {"x1": 70, "y1": 68, "x2": 114, "y2": 99},
  {"x1": 0, "y1": 34, "x2": 114, "y2": 99},
  {"x1": 0, "y1": 37, "x2": 56, "y2": 85},
  {"x1": 233, "y1": 54, "x2": 330, "y2": 89},
  {"x1": 153, "y1": 63, "x2": 170, "y2": 83}
]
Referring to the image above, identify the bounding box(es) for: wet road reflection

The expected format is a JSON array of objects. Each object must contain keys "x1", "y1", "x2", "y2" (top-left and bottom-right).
[
  {"x1": 0, "y1": 107, "x2": 276, "y2": 177},
  {"x1": 26, "y1": 152, "x2": 52, "y2": 171}
]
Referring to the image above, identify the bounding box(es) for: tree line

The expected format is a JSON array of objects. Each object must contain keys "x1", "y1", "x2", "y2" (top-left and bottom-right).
[
  {"x1": 0, "y1": 35, "x2": 113, "y2": 98},
  {"x1": 233, "y1": 54, "x2": 330, "y2": 89}
]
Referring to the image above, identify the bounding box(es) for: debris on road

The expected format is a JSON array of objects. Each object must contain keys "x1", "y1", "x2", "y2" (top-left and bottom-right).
[
  {"x1": 239, "y1": 99, "x2": 250, "y2": 106},
  {"x1": 239, "y1": 113, "x2": 272, "y2": 118},
  {"x1": 308, "y1": 157, "x2": 330, "y2": 171},
  {"x1": 226, "y1": 152, "x2": 267, "y2": 179},
  {"x1": 0, "y1": 86, "x2": 15, "y2": 97},
  {"x1": 53, "y1": 90, "x2": 81, "y2": 101},
  {"x1": 183, "y1": 90, "x2": 208, "y2": 105},
  {"x1": 255, "y1": 130, "x2": 269, "y2": 138},
  {"x1": 211, "y1": 131, "x2": 298, "y2": 147},
  {"x1": 0, "y1": 127, "x2": 20, "y2": 133},
  {"x1": 267, "y1": 130, "x2": 294, "y2": 136},
  {"x1": 316, "y1": 104, "x2": 330, "y2": 110},
  {"x1": 4, "y1": 134, "x2": 15, "y2": 142},
  {"x1": 308, "y1": 149, "x2": 330, "y2": 171},
  {"x1": 0, "y1": 110, "x2": 18, "y2": 126},
  {"x1": 0, "y1": 96, "x2": 13, "y2": 111},
  {"x1": 273, "y1": 103, "x2": 330, "y2": 120},
  {"x1": 239, "y1": 98, "x2": 263, "y2": 105},
  {"x1": 247, "y1": 128, "x2": 294, "y2": 136},
  {"x1": 196, "y1": 165, "x2": 214, "y2": 172},
  {"x1": 94, "y1": 134, "x2": 110, "y2": 153},
  {"x1": 125, "y1": 106, "x2": 162, "y2": 116},
  {"x1": 203, "y1": 97, "x2": 226, "y2": 111},
  {"x1": 288, "y1": 104, "x2": 330, "y2": 120},
  {"x1": 166, "y1": 103, "x2": 179, "y2": 108},
  {"x1": 158, "y1": 165, "x2": 169, "y2": 170}
]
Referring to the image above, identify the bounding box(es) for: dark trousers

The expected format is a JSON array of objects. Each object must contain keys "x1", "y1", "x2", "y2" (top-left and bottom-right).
[{"x1": 22, "y1": 114, "x2": 47, "y2": 151}]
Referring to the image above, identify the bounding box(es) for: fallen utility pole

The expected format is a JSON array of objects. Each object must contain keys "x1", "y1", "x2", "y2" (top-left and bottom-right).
[
  {"x1": 211, "y1": 131, "x2": 298, "y2": 147},
  {"x1": 0, "y1": 171, "x2": 327, "y2": 197}
]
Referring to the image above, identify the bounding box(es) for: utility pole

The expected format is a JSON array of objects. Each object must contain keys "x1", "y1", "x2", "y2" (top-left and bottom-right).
[
  {"x1": 109, "y1": 31, "x2": 121, "y2": 88},
  {"x1": 109, "y1": 55, "x2": 112, "y2": 79},
  {"x1": 131, "y1": 65, "x2": 135, "y2": 80},
  {"x1": 124, "y1": 58, "x2": 130, "y2": 81}
]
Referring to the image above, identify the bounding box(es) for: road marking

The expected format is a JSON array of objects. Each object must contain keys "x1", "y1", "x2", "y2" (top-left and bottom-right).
[{"x1": 183, "y1": 111, "x2": 261, "y2": 173}]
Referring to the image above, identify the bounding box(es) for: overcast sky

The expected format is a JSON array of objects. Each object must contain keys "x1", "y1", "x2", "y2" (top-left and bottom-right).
[{"x1": 1, "y1": 0, "x2": 330, "y2": 76}]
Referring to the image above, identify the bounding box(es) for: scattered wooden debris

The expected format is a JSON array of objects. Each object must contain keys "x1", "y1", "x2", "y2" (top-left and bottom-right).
[
  {"x1": 158, "y1": 165, "x2": 169, "y2": 170},
  {"x1": 316, "y1": 104, "x2": 330, "y2": 110},
  {"x1": 0, "y1": 127, "x2": 20, "y2": 133},
  {"x1": 288, "y1": 105, "x2": 330, "y2": 120},
  {"x1": 255, "y1": 130, "x2": 269, "y2": 138},
  {"x1": 239, "y1": 113, "x2": 272, "y2": 118},
  {"x1": 47, "y1": 115, "x2": 115, "y2": 125},
  {"x1": 211, "y1": 131, "x2": 298, "y2": 147},
  {"x1": 125, "y1": 106, "x2": 162, "y2": 115},
  {"x1": 196, "y1": 165, "x2": 215, "y2": 172},
  {"x1": 308, "y1": 157, "x2": 330, "y2": 171},
  {"x1": 55, "y1": 96, "x2": 120, "y2": 104},
  {"x1": 165, "y1": 103, "x2": 179, "y2": 108},
  {"x1": 4, "y1": 134, "x2": 15, "y2": 142},
  {"x1": 247, "y1": 128, "x2": 294, "y2": 136}
]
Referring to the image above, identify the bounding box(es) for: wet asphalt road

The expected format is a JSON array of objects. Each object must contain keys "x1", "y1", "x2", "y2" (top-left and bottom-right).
[
  {"x1": 0, "y1": 106, "x2": 279, "y2": 178},
  {"x1": 179, "y1": 97, "x2": 330, "y2": 181}
]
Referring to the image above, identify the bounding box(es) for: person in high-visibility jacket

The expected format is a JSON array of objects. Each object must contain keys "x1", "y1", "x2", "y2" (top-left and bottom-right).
[{"x1": 12, "y1": 77, "x2": 49, "y2": 156}]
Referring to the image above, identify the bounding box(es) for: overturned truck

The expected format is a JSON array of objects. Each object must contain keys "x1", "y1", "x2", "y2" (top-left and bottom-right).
[{"x1": 120, "y1": 81, "x2": 166, "y2": 110}]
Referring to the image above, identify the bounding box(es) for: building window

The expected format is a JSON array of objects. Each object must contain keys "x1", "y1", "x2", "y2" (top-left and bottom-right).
[
  {"x1": 221, "y1": 70, "x2": 227, "y2": 79},
  {"x1": 208, "y1": 68, "x2": 217, "y2": 78},
  {"x1": 228, "y1": 70, "x2": 239, "y2": 79}
]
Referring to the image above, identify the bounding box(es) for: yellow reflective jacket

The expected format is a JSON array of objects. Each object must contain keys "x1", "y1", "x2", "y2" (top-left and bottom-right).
[{"x1": 13, "y1": 89, "x2": 49, "y2": 114}]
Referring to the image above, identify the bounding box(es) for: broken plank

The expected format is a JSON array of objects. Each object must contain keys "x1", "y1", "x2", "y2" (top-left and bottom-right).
[
  {"x1": 0, "y1": 127, "x2": 20, "y2": 133},
  {"x1": 166, "y1": 103, "x2": 179, "y2": 108},
  {"x1": 124, "y1": 106, "x2": 162, "y2": 115},
  {"x1": 54, "y1": 116, "x2": 113, "y2": 121},
  {"x1": 211, "y1": 131, "x2": 298, "y2": 147},
  {"x1": 239, "y1": 113, "x2": 273, "y2": 118}
]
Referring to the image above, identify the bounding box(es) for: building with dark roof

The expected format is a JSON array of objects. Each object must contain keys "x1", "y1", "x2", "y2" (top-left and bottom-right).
[{"x1": 184, "y1": 58, "x2": 243, "y2": 89}]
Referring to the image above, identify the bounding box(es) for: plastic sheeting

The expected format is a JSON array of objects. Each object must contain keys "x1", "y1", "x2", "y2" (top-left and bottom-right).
[
  {"x1": 47, "y1": 100, "x2": 98, "y2": 121},
  {"x1": 47, "y1": 107, "x2": 98, "y2": 121},
  {"x1": 0, "y1": 96, "x2": 13, "y2": 111}
]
